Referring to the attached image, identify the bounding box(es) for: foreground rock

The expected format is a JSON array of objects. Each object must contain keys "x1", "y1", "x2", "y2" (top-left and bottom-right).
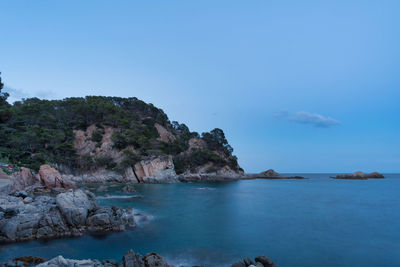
[
  {"x1": 1, "y1": 250, "x2": 276, "y2": 267},
  {"x1": 248, "y1": 169, "x2": 304, "y2": 180},
  {"x1": 232, "y1": 255, "x2": 276, "y2": 267},
  {"x1": 0, "y1": 189, "x2": 141, "y2": 243},
  {"x1": 334, "y1": 171, "x2": 384, "y2": 180}
]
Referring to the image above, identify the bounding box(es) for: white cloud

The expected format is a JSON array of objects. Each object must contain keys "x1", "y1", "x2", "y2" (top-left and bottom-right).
[{"x1": 275, "y1": 110, "x2": 341, "y2": 128}]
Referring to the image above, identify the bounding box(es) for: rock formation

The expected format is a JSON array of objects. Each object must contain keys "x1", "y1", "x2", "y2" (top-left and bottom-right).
[
  {"x1": 39, "y1": 165, "x2": 76, "y2": 189},
  {"x1": 249, "y1": 169, "x2": 304, "y2": 179},
  {"x1": 11, "y1": 167, "x2": 40, "y2": 191},
  {"x1": 334, "y1": 171, "x2": 384, "y2": 179},
  {"x1": 1, "y1": 250, "x2": 275, "y2": 267},
  {"x1": 0, "y1": 189, "x2": 141, "y2": 243},
  {"x1": 132, "y1": 156, "x2": 178, "y2": 183}
]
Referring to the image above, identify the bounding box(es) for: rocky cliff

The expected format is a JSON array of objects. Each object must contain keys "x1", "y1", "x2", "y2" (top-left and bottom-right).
[{"x1": 0, "y1": 96, "x2": 243, "y2": 185}]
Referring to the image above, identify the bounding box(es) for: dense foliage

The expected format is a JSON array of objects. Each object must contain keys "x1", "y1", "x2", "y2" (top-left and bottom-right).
[{"x1": 0, "y1": 74, "x2": 241, "y2": 173}]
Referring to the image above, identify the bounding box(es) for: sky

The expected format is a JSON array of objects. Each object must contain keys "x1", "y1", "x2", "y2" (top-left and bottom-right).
[{"x1": 1, "y1": 0, "x2": 399, "y2": 173}]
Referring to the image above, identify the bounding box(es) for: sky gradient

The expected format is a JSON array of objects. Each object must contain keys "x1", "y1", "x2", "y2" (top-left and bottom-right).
[{"x1": 1, "y1": 0, "x2": 399, "y2": 172}]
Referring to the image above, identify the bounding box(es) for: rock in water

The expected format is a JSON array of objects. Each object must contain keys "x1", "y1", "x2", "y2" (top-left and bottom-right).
[
  {"x1": 255, "y1": 255, "x2": 276, "y2": 267},
  {"x1": 122, "y1": 184, "x2": 136, "y2": 193},
  {"x1": 335, "y1": 171, "x2": 384, "y2": 179},
  {"x1": 0, "y1": 189, "x2": 139, "y2": 243},
  {"x1": 144, "y1": 253, "x2": 171, "y2": 267}
]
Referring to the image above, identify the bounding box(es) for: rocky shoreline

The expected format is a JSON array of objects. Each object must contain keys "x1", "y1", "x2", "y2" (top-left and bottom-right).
[
  {"x1": 0, "y1": 249, "x2": 276, "y2": 267},
  {"x1": 0, "y1": 189, "x2": 145, "y2": 243}
]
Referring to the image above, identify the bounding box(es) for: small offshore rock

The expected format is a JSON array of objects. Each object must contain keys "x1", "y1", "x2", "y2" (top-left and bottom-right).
[{"x1": 122, "y1": 185, "x2": 136, "y2": 193}]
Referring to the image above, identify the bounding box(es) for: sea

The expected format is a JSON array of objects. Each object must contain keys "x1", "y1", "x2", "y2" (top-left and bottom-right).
[{"x1": 1, "y1": 174, "x2": 399, "y2": 267}]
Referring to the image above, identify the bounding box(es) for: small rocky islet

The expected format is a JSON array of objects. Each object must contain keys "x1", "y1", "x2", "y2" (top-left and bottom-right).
[{"x1": 332, "y1": 171, "x2": 385, "y2": 180}]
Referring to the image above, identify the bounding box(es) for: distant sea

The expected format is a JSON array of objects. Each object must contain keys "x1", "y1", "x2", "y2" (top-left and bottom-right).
[{"x1": 1, "y1": 174, "x2": 399, "y2": 267}]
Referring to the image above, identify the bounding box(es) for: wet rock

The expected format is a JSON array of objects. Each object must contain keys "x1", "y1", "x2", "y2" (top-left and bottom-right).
[
  {"x1": 244, "y1": 257, "x2": 255, "y2": 266},
  {"x1": 122, "y1": 185, "x2": 136, "y2": 193},
  {"x1": 122, "y1": 249, "x2": 145, "y2": 267},
  {"x1": 0, "y1": 190, "x2": 139, "y2": 243},
  {"x1": 255, "y1": 255, "x2": 276, "y2": 267},
  {"x1": 36, "y1": 255, "x2": 103, "y2": 266},
  {"x1": 144, "y1": 253, "x2": 171, "y2": 267}
]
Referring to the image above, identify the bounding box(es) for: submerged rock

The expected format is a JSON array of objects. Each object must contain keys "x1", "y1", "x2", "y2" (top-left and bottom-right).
[{"x1": 122, "y1": 184, "x2": 136, "y2": 193}]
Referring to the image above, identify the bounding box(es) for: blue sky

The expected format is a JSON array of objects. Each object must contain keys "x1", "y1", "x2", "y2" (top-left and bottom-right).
[{"x1": 1, "y1": 0, "x2": 399, "y2": 172}]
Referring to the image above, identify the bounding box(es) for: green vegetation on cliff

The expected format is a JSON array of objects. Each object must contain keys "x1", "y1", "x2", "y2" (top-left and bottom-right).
[{"x1": 0, "y1": 74, "x2": 241, "y2": 174}]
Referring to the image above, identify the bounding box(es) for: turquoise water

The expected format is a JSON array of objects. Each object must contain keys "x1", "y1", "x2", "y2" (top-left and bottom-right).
[{"x1": 1, "y1": 174, "x2": 400, "y2": 267}]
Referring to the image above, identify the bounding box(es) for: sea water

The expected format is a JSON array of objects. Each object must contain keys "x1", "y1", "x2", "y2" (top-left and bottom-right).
[{"x1": 0, "y1": 174, "x2": 399, "y2": 267}]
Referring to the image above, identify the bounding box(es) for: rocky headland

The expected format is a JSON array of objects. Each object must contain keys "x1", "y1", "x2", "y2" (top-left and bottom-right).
[
  {"x1": 333, "y1": 171, "x2": 384, "y2": 180},
  {"x1": 0, "y1": 249, "x2": 276, "y2": 267}
]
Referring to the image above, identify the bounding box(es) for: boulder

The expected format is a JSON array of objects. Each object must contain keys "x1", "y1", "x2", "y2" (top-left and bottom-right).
[
  {"x1": 10, "y1": 167, "x2": 39, "y2": 191},
  {"x1": 56, "y1": 189, "x2": 97, "y2": 226},
  {"x1": 39, "y1": 165, "x2": 76, "y2": 189},
  {"x1": 144, "y1": 253, "x2": 171, "y2": 267},
  {"x1": 122, "y1": 250, "x2": 145, "y2": 267},
  {"x1": 244, "y1": 257, "x2": 255, "y2": 266},
  {"x1": 255, "y1": 255, "x2": 276, "y2": 267}
]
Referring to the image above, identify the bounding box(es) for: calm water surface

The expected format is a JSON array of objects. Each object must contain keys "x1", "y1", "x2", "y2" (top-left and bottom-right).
[{"x1": 1, "y1": 174, "x2": 399, "y2": 267}]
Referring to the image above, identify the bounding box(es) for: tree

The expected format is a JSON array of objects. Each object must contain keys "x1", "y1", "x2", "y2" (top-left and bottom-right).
[{"x1": 0, "y1": 72, "x2": 12, "y2": 123}]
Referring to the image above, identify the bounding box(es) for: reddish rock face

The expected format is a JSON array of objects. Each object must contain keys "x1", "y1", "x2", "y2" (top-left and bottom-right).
[
  {"x1": 12, "y1": 167, "x2": 40, "y2": 191},
  {"x1": 155, "y1": 123, "x2": 176, "y2": 143},
  {"x1": 39, "y1": 165, "x2": 76, "y2": 189},
  {"x1": 133, "y1": 156, "x2": 176, "y2": 182}
]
